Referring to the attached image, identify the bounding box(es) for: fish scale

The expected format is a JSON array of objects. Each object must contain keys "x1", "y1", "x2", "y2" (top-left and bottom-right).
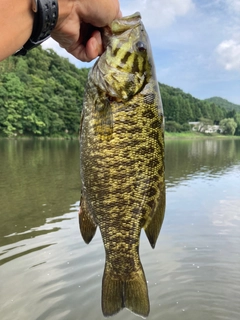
[{"x1": 79, "y1": 12, "x2": 165, "y2": 318}]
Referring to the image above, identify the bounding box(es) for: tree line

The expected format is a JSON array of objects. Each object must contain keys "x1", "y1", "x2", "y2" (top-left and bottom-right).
[
  {"x1": 0, "y1": 46, "x2": 88, "y2": 137},
  {"x1": 0, "y1": 46, "x2": 239, "y2": 137},
  {"x1": 160, "y1": 83, "x2": 240, "y2": 135}
]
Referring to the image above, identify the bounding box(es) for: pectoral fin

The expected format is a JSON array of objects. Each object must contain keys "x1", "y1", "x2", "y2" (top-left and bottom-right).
[
  {"x1": 79, "y1": 196, "x2": 97, "y2": 244},
  {"x1": 144, "y1": 184, "x2": 166, "y2": 248}
]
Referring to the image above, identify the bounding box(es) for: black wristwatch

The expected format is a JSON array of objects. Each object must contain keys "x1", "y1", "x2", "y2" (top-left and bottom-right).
[{"x1": 14, "y1": 0, "x2": 58, "y2": 56}]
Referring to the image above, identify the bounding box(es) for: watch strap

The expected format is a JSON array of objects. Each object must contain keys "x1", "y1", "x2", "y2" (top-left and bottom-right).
[{"x1": 15, "y1": 0, "x2": 58, "y2": 56}]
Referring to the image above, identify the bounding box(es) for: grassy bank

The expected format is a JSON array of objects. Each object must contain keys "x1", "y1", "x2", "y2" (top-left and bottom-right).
[
  {"x1": 1, "y1": 132, "x2": 240, "y2": 140},
  {"x1": 165, "y1": 131, "x2": 240, "y2": 140}
]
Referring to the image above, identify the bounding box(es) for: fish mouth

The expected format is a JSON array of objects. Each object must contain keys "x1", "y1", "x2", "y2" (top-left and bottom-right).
[
  {"x1": 110, "y1": 12, "x2": 142, "y2": 33},
  {"x1": 102, "y1": 12, "x2": 142, "y2": 50}
]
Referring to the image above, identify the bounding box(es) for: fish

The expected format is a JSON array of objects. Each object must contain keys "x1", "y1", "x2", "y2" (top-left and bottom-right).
[{"x1": 79, "y1": 12, "x2": 165, "y2": 318}]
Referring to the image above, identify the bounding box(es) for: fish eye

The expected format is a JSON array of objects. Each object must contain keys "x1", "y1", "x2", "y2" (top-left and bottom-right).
[{"x1": 136, "y1": 41, "x2": 147, "y2": 52}]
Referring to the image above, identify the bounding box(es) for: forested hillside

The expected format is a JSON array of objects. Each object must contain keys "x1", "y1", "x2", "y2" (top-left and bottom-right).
[
  {"x1": 204, "y1": 97, "x2": 240, "y2": 113},
  {"x1": 0, "y1": 46, "x2": 88, "y2": 137},
  {"x1": 160, "y1": 83, "x2": 226, "y2": 124},
  {"x1": 161, "y1": 84, "x2": 240, "y2": 134},
  {"x1": 0, "y1": 46, "x2": 239, "y2": 137}
]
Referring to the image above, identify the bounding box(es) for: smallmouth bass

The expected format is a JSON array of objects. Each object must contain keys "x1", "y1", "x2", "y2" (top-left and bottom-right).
[{"x1": 79, "y1": 12, "x2": 165, "y2": 318}]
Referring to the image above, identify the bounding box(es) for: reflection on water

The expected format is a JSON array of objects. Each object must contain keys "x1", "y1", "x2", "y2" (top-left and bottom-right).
[
  {"x1": 165, "y1": 139, "x2": 240, "y2": 187},
  {"x1": 0, "y1": 139, "x2": 240, "y2": 320},
  {"x1": 0, "y1": 139, "x2": 81, "y2": 246}
]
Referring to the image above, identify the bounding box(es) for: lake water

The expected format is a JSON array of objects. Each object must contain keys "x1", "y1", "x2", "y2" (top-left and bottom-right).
[{"x1": 0, "y1": 138, "x2": 240, "y2": 320}]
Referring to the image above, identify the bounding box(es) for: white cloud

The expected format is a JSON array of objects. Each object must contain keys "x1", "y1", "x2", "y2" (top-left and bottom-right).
[
  {"x1": 226, "y1": 0, "x2": 240, "y2": 12},
  {"x1": 121, "y1": 0, "x2": 194, "y2": 29},
  {"x1": 211, "y1": 0, "x2": 240, "y2": 71},
  {"x1": 216, "y1": 39, "x2": 240, "y2": 70}
]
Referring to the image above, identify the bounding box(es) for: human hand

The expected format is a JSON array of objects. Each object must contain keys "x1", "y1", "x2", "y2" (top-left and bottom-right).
[{"x1": 51, "y1": 0, "x2": 121, "y2": 62}]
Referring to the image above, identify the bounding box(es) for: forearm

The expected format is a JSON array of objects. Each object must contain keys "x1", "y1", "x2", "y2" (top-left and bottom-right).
[
  {"x1": 0, "y1": 0, "x2": 121, "y2": 62},
  {"x1": 0, "y1": 0, "x2": 33, "y2": 61}
]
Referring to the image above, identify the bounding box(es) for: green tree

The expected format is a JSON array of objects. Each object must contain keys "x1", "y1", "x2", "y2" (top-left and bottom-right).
[
  {"x1": 200, "y1": 103, "x2": 210, "y2": 119},
  {"x1": 210, "y1": 103, "x2": 221, "y2": 123},
  {"x1": 192, "y1": 102, "x2": 202, "y2": 121},
  {"x1": 233, "y1": 113, "x2": 240, "y2": 136},
  {"x1": 165, "y1": 121, "x2": 182, "y2": 132},
  {"x1": 0, "y1": 73, "x2": 26, "y2": 135},
  {"x1": 220, "y1": 118, "x2": 237, "y2": 135},
  {"x1": 178, "y1": 100, "x2": 193, "y2": 124},
  {"x1": 0, "y1": 46, "x2": 89, "y2": 137}
]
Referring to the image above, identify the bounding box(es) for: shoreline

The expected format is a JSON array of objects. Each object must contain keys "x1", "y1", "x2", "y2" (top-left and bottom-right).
[
  {"x1": 1, "y1": 132, "x2": 240, "y2": 141},
  {"x1": 164, "y1": 132, "x2": 240, "y2": 140}
]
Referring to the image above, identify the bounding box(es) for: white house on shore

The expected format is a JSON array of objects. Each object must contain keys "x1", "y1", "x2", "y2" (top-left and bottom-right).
[{"x1": 189, "y1": 122, "x2": 223, "y2": 133}]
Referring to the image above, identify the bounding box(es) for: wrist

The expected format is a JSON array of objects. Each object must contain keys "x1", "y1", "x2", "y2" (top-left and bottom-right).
[{"x1": 15, "y1": 0, "x2": 59, "y2": 56}]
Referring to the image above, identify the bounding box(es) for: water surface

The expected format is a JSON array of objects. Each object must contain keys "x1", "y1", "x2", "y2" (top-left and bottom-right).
[{"x1": 0, "y1": 139, "x2": 240, "y2": 320}]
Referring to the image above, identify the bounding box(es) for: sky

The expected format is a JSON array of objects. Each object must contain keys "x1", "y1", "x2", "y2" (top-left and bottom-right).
[{"x1": 42, "y1": 0, "x2": 240, "y2": 104}]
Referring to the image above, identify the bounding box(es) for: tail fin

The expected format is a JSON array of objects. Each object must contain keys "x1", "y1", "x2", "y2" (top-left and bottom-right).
[
  {"x1": 124, "y1": 267, "x2": 150, "y2": 317},
  {"x1": 101, "y1": 267, "x2": 124, "y2": 316},
  {"x1": 101, "y1": 262, "x2": 149, "y2": 318}
]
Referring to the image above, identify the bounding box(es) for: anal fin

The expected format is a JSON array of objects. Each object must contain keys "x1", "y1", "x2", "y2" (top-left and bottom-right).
[
  {"x1": 79, "y1": 196, "x2": 97, "y2": 244},
  {"x1": 144, "y1": 184, "x2": 166, "y2": 248}
]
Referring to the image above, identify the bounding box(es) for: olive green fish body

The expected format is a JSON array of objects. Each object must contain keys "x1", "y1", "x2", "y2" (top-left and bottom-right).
[{"x1": 79, "y1": 12, "x2": 165, "y2": 318}]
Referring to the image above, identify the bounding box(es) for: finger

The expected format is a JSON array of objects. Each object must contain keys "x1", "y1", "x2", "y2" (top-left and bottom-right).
[
  {"x1": 89, "y1": 30, "x2": 103, "y2": 56},
  {"x1": 116, "y1": 9, "x2": 122, "y2": 19},
  {"x1": 69, "y1": 31, "x2": 102, "y2": 62},
  {"x1": 68, "y1": 44, "x2": 93, "y2": 62},
  {"x1": 85, "y1": 36, "x2": 101, "y2": 60}
]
